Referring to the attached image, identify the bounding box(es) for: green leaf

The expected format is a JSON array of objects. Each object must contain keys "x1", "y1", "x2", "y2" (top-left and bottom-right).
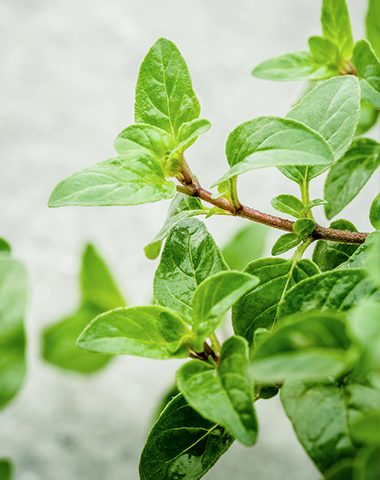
[
  {"x1": 370, "y1": 193, "x2": 380, "y2": 229},
  {"x1": 321, "y1": 0, "x2": 354, "y2": 59},
  {"x1": 113, "y1": 124, "x2": 174, "y2": 158},
  {"x1": 252, "y1": 51, "x2": 332, "y2": 81},
  {"x1": 313, "y1": 219, "x2": 359, "y2": 272},
  {"x1": 139, "y1": 394, "x2": 234, "y2": 480},
  {"x1": 366, "y1": 0, "x2": 380, "y2": 59},
  {"x1": 77, "y1": 306, "x2": 192, "y2": 359},
  {"x1": 324, "y1": 460, "x2": 355, "y2": 480},
  {"x1": 42, "y1": 244, "x2": 125, "y2": 373},
  {"x1": 356, "y1": 99, "x2": 379, "y2": 136},
  {"x1": 135, "y1": 38, "x2": 200, "y2": 137},
  {"x1": 293, "y1": 219, "x2": 316, "y2": 240},
  {"x1": 191, "y1": 271, "x2": 259, "y2": 347},
  {"x1": 172, "y1": 118, "x2": 211, "y2": 156},
  {"x1": 232, "y1": 258, "x2": 319, "y2": 343},
  {"x1": 80, "y1": 244, "x2": 125, "y2": 311},
  {"x1": 271, "y1": 194, "x2": 305, "y2": 218},
  {"x1": 308, "y1": 36, "x2": 339, "y2": 65},
  {"x1": 0, "y1": 257, "x2": 27, "y2": 409},
  {"x1": 0, "y1": 238, "x2": 11, "y2": 255},
  {"x1": 0, "y1": 460, "x2": 12, "y2": 480},
  {"x1": 281, "y1": 379, "x2": 380, "y2": 472},
  {"x1": 221, "y1": 223, "x2": 268, "y2": 270},
  {"x1": 153, "y1": 383, "x2": 180, "y2": 422},
  {"x1": 144, "y1": 194, "x2": 205, "y2": 260},
  {"x1": 351, "y1": 411, "x2": 380, "y2": 445},
  {"x1": 177, "y1": 336, "x2": 258, "y2": 445},
  {"x1": 366, "y1": 232, "x2": 380, "y2": 287},
  {"x1": 250, "y1": 312, "x2": 353, "y2": 383},
  {"x1": 324, "y1": 138, "x2": 380, "y2": 219},
  {"x1": 154, "y1": 219, "x2": 228, "y2": 319},
  {"x1": 337, "y1": 232, "x2": 378, "y2": 270},
  {"x1": 271, "y1": 233, "x2": 300, "y2": 256},
  {"x1": 281, "y1": 381, "x2": 354, "y2": 472},
  {"x1": 213, "y1": 117, "x2": 333, "y2": 185},
  {"x1": 48, "y1": 153, "x2": 176, "y2": 207},
  {"x1": 356, "y1": 445, "x2": 380, "y2": 479},
  {"x1": 353, "y1": 40, "x2": 380, "y2": 109},
  {"x1": 281, "y1": 76, "x2": 361, "y2": 183},
  {"x1": 278, "y1": 269, "x2": 378, "y2": 320}
]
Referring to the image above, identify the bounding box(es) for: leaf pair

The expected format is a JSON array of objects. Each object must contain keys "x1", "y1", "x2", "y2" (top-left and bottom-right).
[
  {"x1": 213, "y1": 76, "x2": 360, "y2": 187},
  {"x1": 49, "y1": 39, "x2": 210, "y2": 208},
  {"x1": 42, "y1": 244, "x2": 125, "y2": 373}
]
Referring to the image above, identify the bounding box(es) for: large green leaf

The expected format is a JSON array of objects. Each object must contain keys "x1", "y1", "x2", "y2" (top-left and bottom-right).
[
  {"x1": 313, "y1": 219, "x2": 359, "y2": 272},
  {"x1": 281, "y1": 379, "x2": 380, "y2": 472},
  {"x1": 177, "y1": 336, "x2": 257, "y2": 446},
  {"x1": 48, "y1": 152, "x2": 176, "y2": 207},
  {"x1": 250, "y1": 312, "x2": 353, "y2": 383},
  {"x1": 154, "y1": 219, "x2": 227, "y2": 319},
  {"x1": 213, "y1": 117, "x2": 333, "y2": 185},
  {"x1": 144, "y1": 194, "x2": 206, "y2": 260},
  {"x1": 221, "y1": 223, "x2": 268, "y2": 270},
  {"x1": 278, "y1": 269, "x2": 378, "y2": 319},
  {"x1": 366, "y1": 0, "x2": 380, "y2": 60},
  {"x1": 42, "y1": 244, "x2": 125, "y2": 373},
  {"x1": 0, "y1": 460, "x2": 12, "y2": 480},
  {"x1": 139, "y1": 394, "x2": 234, "y2": 480},
  {"x1": 135, "y1": 38, "x2": 200, "y2": 138},
  {"x1": 113, "y1": 124, "x2": 174, "y2": 158},
  {"x1": 252, "y1": 51, "x2": 332, "y2": 81},
  {"x1": 321, "y1": 0, "x2": 354, "y2": 59},
  {"x1": 0, "y1": 256, "x2": 27, "y2": 409},
  {"x1": 232, "y1": 258, "x2": 319, "y2": 343},
  {"x1": 281, "y1": 76, "x2": 361, "y2": 183},
  {"x1": 324, "y1": 138, "x2": 380, "y2": 219},
  {"x1": 353, "y1": 40, "x2": 380, "y2": 109},
  {"x1": 77, "y1": 306, "x2": 192, "y2": 359},
  {"x1": 191, "y1": 271, "x2": 259, "y2": 347}
]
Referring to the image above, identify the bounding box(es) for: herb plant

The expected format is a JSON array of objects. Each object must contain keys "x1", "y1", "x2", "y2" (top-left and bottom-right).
[{"x1": 48, "y1": 0, "x2": 380, "y2": 478}]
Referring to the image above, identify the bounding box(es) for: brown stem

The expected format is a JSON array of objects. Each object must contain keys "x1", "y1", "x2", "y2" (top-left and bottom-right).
[{"x1": 177, "y1": 177, "x2": 368, "y2": 245}]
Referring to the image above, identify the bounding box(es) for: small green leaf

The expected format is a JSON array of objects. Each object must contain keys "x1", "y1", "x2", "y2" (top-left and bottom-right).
[
  {"x1": 191, "y1": 271, "x2": 259, "y2": 347},
  {"x1": 177, "y1": 336, "x2": 258, "y2": 445},
  {"x1": 77, "y1": 306, "x2": 192, "y2": 359},
  {"x1": 0, "y1": 238, "x2": 11, "y2": 255},
  {"x1": 271, "y1": 194, "x2": 304, "y2": 218},
  {"x1": 353, "y1": 40, "x2": 380, "y2": 109},
  {"x1": 293, "y1": 219, "x2": 316, "y2": 240},
  {"x1": 135, "y1": 38, "x2": 200, "y2": 137},
  {"x1": 281, "y1": 76, "x2": 361, "y2": 183},
  {"x1": 233, "y1": 258, "x2": 319, "y2": 342},
  {"x1": 80, "y1": 244, "x2": 125, "y2": 311},
  {"x1": 271, "y1": 233, "x2": 300, "y2": 256},
  {"x1": 0, "y1": 460, "x2": 12, "y2": 480},
  {"x1": 324, "y1": 138, "x2": 380, "y2": 219},
  {"x1": 139, "y1": 394, "x2": 234, "y2": 480},
  {"x1": 221, "y1": 223, "x2": 268, "y2": 270},
  {"x1": 154, "y1": 219, "x2": 228, "y2": 319},
  {"x1": 356, "y1": 99, "x2": 379, "y2": 136},
  {"x1": 172, "y1": 118, "x2": 211, "y2": 156},
  {"x1": 213, "y1": 117, "x2": 333, "y2": 185},
  {"x1": 250, "y1": 312, "x2": 353, "y2": 382},
  {"x1": 0, "y1": 257, "x2": 27, "y2": 409},
  {"x1": 307, "y1": 198, "x2": 327, "y2": 209},
  {"x1": 252, "y1": 51, "x2": 332, "y2": 81},
  {"x1": 113, "y1": 124, "x2": 174, "y2": 158},
  {"x1": 321, "y1": 0, "x2": 354, "y2": 59},
  {"x1": 144, "y1": 194, "x2": 205, "y2": 260},
  {"x1": 278, "y1": 269, "x2": 378, "y2": 319},
  {"x1": 48, "y1": 153, "x2": 176, "y2": 207},
  {"x1": 313, "y1": 219, "x2": 359, "y2": 272},
  {"x1": 370, "y1": 193, "x2": 380, "y2": 229},
  {"x1": 308, "y1": 36, "x2": 339, "y2": 65},
  {"x1": 367, "y1": 0, "x2": 380, "y2": 59}
]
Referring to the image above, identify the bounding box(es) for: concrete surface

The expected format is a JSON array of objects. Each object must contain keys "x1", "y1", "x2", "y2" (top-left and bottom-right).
[{"x1": 0, "y1": 0, "x2": 377, "y2": 478}]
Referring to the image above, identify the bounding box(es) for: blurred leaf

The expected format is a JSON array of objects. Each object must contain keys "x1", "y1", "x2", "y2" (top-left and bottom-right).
[
  {"x1": 139, "y1": 394, "x2": 234, "y2": 480},
  {"x1": 370, "y1": 193, "x2": 380, "y2": 229},
  {"x1": 356, "y1": 99, "x2": 379, "y2": 136},
  {"x1": 321, "y1": 0, "x2": 354, "y2": 59},
  {"x1": 0, "y1": 238, "x2": 11, "y2": 255},
  {"x1": 353, "y1": 40, "x2": 380, "y2": 109},
  {"x1": 366, "y1": 0, "x2": 380, "y2": 59},
  {"x1": 0, "y1": 459, "x2": 12, "y2": 480}
]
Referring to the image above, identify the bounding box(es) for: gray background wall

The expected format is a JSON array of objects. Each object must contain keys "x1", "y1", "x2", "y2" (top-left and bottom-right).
[{"x1": 0, "y1": 0, "x2": 378, "y2": 479}]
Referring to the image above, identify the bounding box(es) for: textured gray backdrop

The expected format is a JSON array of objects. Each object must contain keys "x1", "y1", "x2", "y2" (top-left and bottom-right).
[{"x1": 0, "y1": 0, "x2": 378, "y2": 479}]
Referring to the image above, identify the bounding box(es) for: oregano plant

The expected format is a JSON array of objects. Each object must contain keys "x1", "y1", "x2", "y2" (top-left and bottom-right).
[{"x1": 48, "y1": 0, "x2": 380, "y2": 478}]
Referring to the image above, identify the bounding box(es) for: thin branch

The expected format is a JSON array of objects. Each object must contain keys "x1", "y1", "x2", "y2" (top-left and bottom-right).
[{"x1": 176, "y1": 177, "x2": 368, "y2": 245}]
